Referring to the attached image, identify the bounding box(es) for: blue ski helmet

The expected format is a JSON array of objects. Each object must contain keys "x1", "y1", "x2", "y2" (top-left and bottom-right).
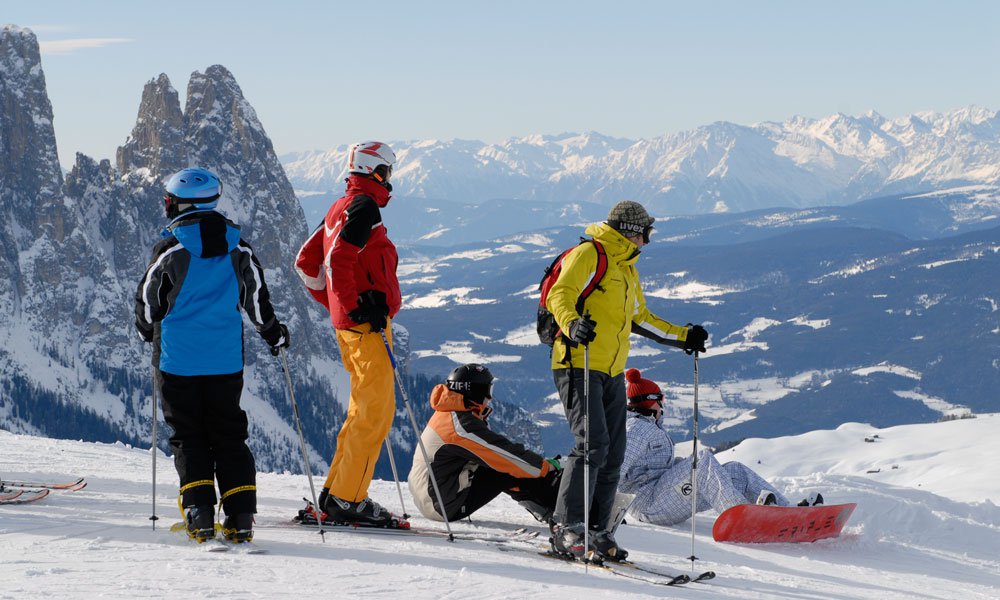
[{"x1": 164, "y1": 168, "x2": 223, "y2": 209}]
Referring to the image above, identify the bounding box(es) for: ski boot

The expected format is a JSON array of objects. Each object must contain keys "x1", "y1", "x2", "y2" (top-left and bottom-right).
[
  {"x1": 797, "y1": 492, "x2": 824, "y2": 507},
  {"x1": 185, "y1": 505, "x2": 216, "y2": 542},
  {"x1": 222, "y1": 513, "x2": 254, "y2": 543},
  {"x1": 590, "y1": 528, "x2": 628, "y2": 562},
  {"x1": 756, "y1": 491, "x2": 777, "y2": 506},
  {"x1": 549, "y1": 523, "x2": 591, "y2": 560},
  {"x1": 324, "y1": 495, "x2": 395, "y2": 527}
]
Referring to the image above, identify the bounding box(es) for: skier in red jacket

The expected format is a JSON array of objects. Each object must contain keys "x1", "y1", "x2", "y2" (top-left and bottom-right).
[{"x1": 294, "y1": 141, "x2": 402, "y2": 525}]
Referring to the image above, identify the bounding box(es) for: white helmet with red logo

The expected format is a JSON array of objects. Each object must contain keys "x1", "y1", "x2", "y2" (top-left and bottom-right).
[{"x1": 348, "y1": 141, "x2": 396, "y2": 185}]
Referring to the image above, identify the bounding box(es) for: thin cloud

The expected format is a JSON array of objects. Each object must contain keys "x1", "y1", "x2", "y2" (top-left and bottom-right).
[{"x1": 39, "y1": 38, "x2": 132, "y2": 55}]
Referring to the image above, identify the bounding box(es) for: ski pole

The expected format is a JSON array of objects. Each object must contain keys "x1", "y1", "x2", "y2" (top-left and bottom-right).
[
  {"x1": 380, "y1": 330, "x2": 455, "y2": 542},
  {"x1": 279, "y1": 348, "x2": 326, "y2": 541},
  {"x1": 688, "y1": 351, "x2": 700, "y2": 573},
  {"x1": 383, "y1": 435, "x2": 410, "y2": 519},
  {"x1": 149, "y1": 365, "x2": 160, "y2": 530},
  {"x1": 583, "y1": 339, "x2": 592, "y2": 566}
]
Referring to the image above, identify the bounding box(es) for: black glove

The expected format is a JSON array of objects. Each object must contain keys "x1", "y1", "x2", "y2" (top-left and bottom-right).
[
  {"x1": 348, "y1": 289, "x2": 389, "y2": 333},
  {"x1": 567, "y1": 316, "x2": 597, "y2": 345},
  {"x1": 683, "y1": 324, "x2": 708, "y2": 355},
  {"x1": 261, "y1": 322, "x2": 290, "y2": 356}
]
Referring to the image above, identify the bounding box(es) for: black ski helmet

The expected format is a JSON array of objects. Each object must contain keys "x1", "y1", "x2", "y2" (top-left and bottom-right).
[{"x1": 445, "y1": 363, "x2": 494, "y2": 405}]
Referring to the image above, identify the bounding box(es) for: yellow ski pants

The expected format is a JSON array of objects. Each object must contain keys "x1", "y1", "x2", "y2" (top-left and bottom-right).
[{"x1": 324, "y1": 323, "x2": 396, "y2": 502}]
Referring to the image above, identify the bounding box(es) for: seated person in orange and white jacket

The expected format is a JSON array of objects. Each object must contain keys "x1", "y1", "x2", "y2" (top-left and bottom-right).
[{"x1": 407, "y1": 364, "x2": 562, "y2": 523}]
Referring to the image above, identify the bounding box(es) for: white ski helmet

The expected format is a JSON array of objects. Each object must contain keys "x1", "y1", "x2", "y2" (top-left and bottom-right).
[{"x1": 348, "y1": 141, "x2": 396, "y2": 184}]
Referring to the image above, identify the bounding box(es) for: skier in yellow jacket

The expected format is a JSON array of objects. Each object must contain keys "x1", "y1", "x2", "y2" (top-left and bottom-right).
[{"x1": 547, "y1": 200, "x2": 708, "y2": 561}]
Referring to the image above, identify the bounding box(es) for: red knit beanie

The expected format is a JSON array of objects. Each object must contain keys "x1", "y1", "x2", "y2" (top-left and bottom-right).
[{"x1": 626, "y1": 368, "x2": 663, "y2": 410}]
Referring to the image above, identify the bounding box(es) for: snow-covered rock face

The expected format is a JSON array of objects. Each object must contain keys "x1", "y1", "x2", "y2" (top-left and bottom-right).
[
  {"x1": 282, "y1": 107, "x2": 1000, "y2": 214},
  {"x1": 0, "y1": 26, "x2": 64, "y2": 308}
]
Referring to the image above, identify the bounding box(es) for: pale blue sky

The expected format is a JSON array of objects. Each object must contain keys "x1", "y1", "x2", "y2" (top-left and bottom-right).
[{"x1": 6, "y1": 0, "x2": 1000, "y2": 169}]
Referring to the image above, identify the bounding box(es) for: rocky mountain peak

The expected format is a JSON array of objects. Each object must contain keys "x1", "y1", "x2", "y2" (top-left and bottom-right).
[
  {"x1": 0, "y1": 25, "x2": 63, "y2": 237},
  {"x1": 184, "y1": 65, "x2": 303, "y2": 259},
  {"x1": 0, "y1": 25, "x2": 65, "y2": 312},
  {"x1": 115, "y1": 73, "x2": 185, "y2": 176}
]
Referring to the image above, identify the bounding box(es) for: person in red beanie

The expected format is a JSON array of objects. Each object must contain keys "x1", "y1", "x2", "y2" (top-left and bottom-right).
[{"x1": 618, "y1": 369, "x2": 821, "y2": 528}]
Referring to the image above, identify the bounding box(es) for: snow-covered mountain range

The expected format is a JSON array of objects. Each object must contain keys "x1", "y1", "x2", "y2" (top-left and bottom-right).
[
  {"x1": 2, "y1": 22, "x2": 998, "y2": 468},
  {"x1": 282, "y1": 106, "x2": 1000, "y2": 217},
  {"x1": 392, "y1": 192, "x2": 1000, "y2": 451}
]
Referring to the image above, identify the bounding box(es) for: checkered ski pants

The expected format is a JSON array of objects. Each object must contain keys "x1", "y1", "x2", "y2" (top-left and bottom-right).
[{"x1": 628, "y1": 449, "x2": 791, "y2": 526}]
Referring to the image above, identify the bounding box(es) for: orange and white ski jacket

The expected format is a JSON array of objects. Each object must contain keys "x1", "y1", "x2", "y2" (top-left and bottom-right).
[{"x1": 407, "y1": 385, "x2": 552, "y2": 521}]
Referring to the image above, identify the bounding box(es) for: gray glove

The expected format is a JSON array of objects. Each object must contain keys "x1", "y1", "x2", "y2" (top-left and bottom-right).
[{"x1": 567, "y1": 316, "x2": 597, "y2": 345}]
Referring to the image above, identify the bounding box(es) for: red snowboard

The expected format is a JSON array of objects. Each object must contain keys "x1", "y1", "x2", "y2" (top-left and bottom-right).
[{"x1": 712, "y1": 503, "x2": 856, "y2": 543}]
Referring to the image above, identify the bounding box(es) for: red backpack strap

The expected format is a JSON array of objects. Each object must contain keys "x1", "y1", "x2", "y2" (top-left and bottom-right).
[{"x1": 579, "y1": 239, "x2": 607, "y2": 301}]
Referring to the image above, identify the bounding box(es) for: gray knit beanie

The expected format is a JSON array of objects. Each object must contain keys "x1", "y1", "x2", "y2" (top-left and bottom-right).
[{"x1": 607, "y1": 201, "x2": 654, "y2": 236}]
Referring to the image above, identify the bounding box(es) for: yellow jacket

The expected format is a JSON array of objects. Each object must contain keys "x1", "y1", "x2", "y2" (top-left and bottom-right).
[{"x1": 547, "y1": 222, "x2": 688, "y2": 375}]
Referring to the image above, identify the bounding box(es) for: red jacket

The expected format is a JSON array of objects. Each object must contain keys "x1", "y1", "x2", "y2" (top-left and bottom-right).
[{"x1": 295, "y1": 176, "x2": 401, "y2": 329}]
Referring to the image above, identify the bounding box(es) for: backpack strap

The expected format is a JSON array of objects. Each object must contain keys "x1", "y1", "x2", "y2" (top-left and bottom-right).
[
  {"x1": 580, "y1": 239, "x2": 607, "y2": 301},
  {"x1": 572, "y1": 238, "x2": 608, "y2": 316}
]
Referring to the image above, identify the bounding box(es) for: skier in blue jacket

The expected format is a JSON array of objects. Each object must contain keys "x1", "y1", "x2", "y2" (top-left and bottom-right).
[{"x1": 134, "y1": 167, "x2": 289, "y2": 544}]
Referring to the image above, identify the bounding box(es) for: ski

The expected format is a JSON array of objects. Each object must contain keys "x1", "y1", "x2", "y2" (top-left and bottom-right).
[
  {"x1": 604, "y1": 560, "x2": 715, "y2": 582},
  {"x1": 200, "y1": 539, "x2": 230, "y2": 553},
  {"x1": 0, "y1": 488, "x2": 50, "y2": 505},
  {"x1": 292, "y1": 500, "x2": 540, "y2": 544},
  {"x1": 220, "y1": 540, "x2": 266, "y2": 554},
  {"x1": 492, "y1": 541, "x2": 693, "y2": 587},
  {"x1": 0, "y1": 476, "x2": 86, "y2": 491},
  {"x1": 295, "y1": 504, "x2": 411, "y2": 531},
  {"x1": 292, "y1": 517, "x2": 540, "y2": 544},
  {"x1": 618, "y1": 560, "x2": 716, "y2": 583},
  {"x1": 0, "y1": 489, "x2": 24, "y2": 501},
  {"x1": 606, "y1": 492, "x2": 716, "y2": 583},
  {"x1": 534, "y1": 550, "x2": 691, "y2": 586},
  {"x1": 167, "y1": 521, "x2": 265, "y2": 553}
]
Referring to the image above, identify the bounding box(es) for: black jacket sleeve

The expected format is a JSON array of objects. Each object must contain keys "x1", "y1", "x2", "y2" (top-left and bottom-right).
[
  {"x1": 337, "y1": 195, "x2": 382, "y2": 249},
  {"x1": 232, "y1": 239, "x2": 280, "y2": 334}
]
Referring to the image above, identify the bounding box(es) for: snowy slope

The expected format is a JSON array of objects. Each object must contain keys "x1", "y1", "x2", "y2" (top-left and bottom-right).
[{"x1": 2, "y1": 416, "x2": 998, "y2": 599}]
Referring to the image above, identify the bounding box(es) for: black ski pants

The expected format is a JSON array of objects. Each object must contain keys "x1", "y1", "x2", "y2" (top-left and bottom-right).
[
  {"x1": 157, "y1": 370, "x2": 257, "y2": 515},
  {"x1": 448, "y1": 466, "x2": 561, "y2": 522},
  {"x1": 552, "y1": 367, "x2": 626, "y2": 530}
]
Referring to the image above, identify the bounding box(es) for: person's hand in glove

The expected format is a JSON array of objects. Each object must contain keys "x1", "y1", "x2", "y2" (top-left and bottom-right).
[
  {"x1": 682, "y1": 323, "x2": 708, "y2": 355},
  {"x1": 545, "y1": 456, "x2": 563, "y2": 472},
  {"x1": 348, "y1": 290, "x2": 389, "y2": 333},
  {"x1": 567, "y1": 315, "x2": 598, "y2": 345},
  {"x1": 261, "y1": 322, "x2": 290, "y2": 356}
]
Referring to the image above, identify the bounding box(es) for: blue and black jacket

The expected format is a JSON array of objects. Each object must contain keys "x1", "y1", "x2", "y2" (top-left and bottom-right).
[{"x1": 134, "y1": 210, "x2": 281, "y2": 376}]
